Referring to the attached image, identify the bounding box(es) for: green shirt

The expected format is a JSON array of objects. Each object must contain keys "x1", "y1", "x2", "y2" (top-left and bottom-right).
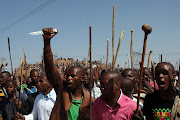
[
  {"x1": 17, "y1": 84, "x2": 27, "y2": 92},
  {"x1": 68, "y1": 96, "x2": 83, "y2": 120}
]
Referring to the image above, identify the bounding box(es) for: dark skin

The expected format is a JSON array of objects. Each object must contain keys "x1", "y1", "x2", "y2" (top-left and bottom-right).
[
  {"x1": 65, "y1": 66, "x2": 84, "y2": 101},
  {"x1": 121, "y1": 69, "x2": 137, "y2": 84},
  {"x1": 5, "y1": 82, "x2": 16, "y2": 102},
  {"x1": 35, "y1": 74, "x2": 52, "y2": 95},
  {"x1": 143, "y1": 67, "x2": 154, "y2": 92},
  {"x1": 42, "y1": 28, "x2": 85, "y2": 101},
  {"x1": 100, "y1": 71, "x2": 121, "y2": 109},
  {"x1": 29, "y1": 71, "x2": 39, "y2": 87},
  {"x1": 14, "y1": 74, "x2": 53, "y2": 120},
  {"x1": 143, "y1": 67, "x2": 152, "y2": 82},
  {"x1": 155, "y1": 63, "x2": 176, "y2": 100},
  {"x1": 121, "y1": 77, "x2": 134, "y2": 99},
  {"x1": 4, "y1": 81, "x2": 22, "y2": 111},
  {"x1": 0, "y1": 72, "x2": 11, "y2": 87},
  {"x1": 83, "y1": 67, "x2": 96, "y2": 93},
  {"x1": 145, "y1": 63, "x2": 177, "y2": 120}
]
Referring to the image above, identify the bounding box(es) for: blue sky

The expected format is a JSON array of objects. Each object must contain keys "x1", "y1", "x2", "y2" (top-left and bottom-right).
[{"x1": 1, "y1": 0, "x2": 180, "y2": 71}]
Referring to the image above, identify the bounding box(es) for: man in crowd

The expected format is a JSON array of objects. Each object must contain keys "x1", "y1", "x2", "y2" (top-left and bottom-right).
[
  {"x1": 23, "y1": 69, "x2": 39, "y2": 96},
  {"x1": 0, "y1": 71, "x2": 11, "y2": 103},
  {"x1": 121, "y1": 77, "x2": 143, "y2": 109},
  {"x1": 0, "y1": 80, "x2": 27, "y2": 120},
  {"x1": 143, "y1": 62, "x2": 180, "y2": 120},
  {"x1": 83, "y1": 67, "x2": 101, "y2": 99},
  {"x1": 143, "y1": 67, "x2": 158, "y2": 90},
  {"x1": 15, "y1": 73, "x2": 56, "y2": 120},
  {"x1": 92, "y1": 71, "x2": 141, "y2": 120},
  {"x1": 42, "y1": 27, "x2": 94, "y2": 120}
]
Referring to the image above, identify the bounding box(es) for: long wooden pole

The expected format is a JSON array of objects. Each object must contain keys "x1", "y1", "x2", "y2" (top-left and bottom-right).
[
  {"x1": 86, "y1": 48, "x2": 90, "y2": 67},
  {"x1": 20, "y1": 58, "x2": 24, "y2": 93},
  {"x1": 136, "y1": 24, "x2": 152, "y2": 115},
  {"x1": 89, "y1": 26, "x2": 92, "y2": 120},
  {"x1": 147, "y1": 50, "x2": 153, "y2": 68},
  {"x1": 130, "y1": 30, "x2": 134, "y2": 70},
  {"x1": 112, "y1": 5, "x2": 115, "y2": 71},
  {"x1": 8, "y1": 37, "x2": 13, "y2": 75},
  {"x1": 114, "y1": 31, "x2": 124, "y2": 68},
  {"x1": 23, "y1": 48, "x2": 28, "y2": 82},
  {"x1": 106, "y1": 39, "x2": 109, "y2": 71}
]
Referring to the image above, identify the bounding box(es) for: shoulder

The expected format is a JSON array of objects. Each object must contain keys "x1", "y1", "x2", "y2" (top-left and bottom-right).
[
  {"x1": 16, "y1": 91, "x2": 28, "y2": 101},
  {"x1": 34, "y1": 93, "x2": 43, "y2": 102},
  {"x1": 93, "y1": 97, "x2": 104, "y2": 106},
  {"x1": 145, "y1": 90, "x2": 159, "y2": 99},
  {"x1": 83, "y1": 89, "x2": 95, "y2": 103},
  {"x1": 120, "y1": 94, "x2": 137, "y2": 106}
]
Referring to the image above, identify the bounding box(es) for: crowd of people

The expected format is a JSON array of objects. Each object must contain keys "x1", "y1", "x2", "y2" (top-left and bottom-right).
[{"x1": 0, "y1": 27, "x2": 180, "y2": 120}]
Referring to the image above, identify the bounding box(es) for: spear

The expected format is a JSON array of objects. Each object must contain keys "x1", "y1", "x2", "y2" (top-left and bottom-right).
[{"x1": 8, "y1": 37, "x2": 13, "y2": 75}]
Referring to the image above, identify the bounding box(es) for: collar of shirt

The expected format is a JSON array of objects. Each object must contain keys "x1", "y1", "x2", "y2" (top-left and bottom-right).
[
  {"x1": 117, "y1": 89, "x2": 122, "y2": 104},
  {"x1": 117, "y1": 89, "x2": 129, "y2": 107},
  {"x1": 42, "y1": 88, "x2": 56, "y2": 99},
  {"x1": 103, "y1": 89, "x2": 122, "y2": 109}
]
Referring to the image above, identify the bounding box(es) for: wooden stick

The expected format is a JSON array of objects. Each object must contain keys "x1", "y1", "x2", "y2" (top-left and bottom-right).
[
  {"x1": 147, "y1": 50, "x2": 153, "y2": 68},
  {"x1": 8, "y1": 37, "x2": 13, "y2": 75},
  {"x1": 103, "y1": 56, "x2": 105, "y2": 66},
  {"x1": 153, "y1": 62, "x2": 157, "y2": 89},
  {"x1": 20, "y1": 58, "x2": 24, "y2": 93},
  {"x1": 114, "y1": 31, "x2": 124, "y2": 68},
  {"x1": 136, "y1": 24, "x2": 152, "y2": 115},
  {"x1": 106, "y1": 39, "x2": 109, "y2": 71},
  {"x1": 89, "y1": 26, "x2": 92, "y2": 120},
  {"x1": 24, "y1": 48, "x2": 28, "y2": 82},
  {"x1": 86, "y1": 48, "x2": 90, "y2": 67},
  {"x1": 125, "y1": 62, "x2": 127, "y2": 69},
  {"x1": 17, "y1": 81, "x2": 33, "y2": 93},
  {"x1": 112, "y1": 5, "x2": 115, "y2": 71},
  {"x1": 130, "y1": 30, "x2": 134, "y2": 70}
]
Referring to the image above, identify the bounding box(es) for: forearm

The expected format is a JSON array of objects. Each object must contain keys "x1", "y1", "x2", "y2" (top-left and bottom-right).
[{"x1": 43, "y1": 39, "x2": 62, "y2": 91}]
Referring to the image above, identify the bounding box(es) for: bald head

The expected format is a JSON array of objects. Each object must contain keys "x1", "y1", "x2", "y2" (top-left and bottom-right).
[
  {"x1": 155, "y1": 62, "x2": 175, "y2": 74},
  {"x1": 68, "y1": 66, "x2": 85, "y2": 76},
  {"x1": 121, "y1": 77, "x2": 134, "y2": 97},
  {"x1": 102, "y1": 71, "x2": 122, "y2": 85},
  {"x1": 85, "y1": 67, "x2": 95, "y2": 76},
  {"x1": 121, "y1": 68, "x2": 137, "y2": 84}
]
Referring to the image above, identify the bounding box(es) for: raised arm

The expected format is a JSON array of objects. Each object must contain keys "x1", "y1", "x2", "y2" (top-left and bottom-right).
[{"x1": 43, "y1": 28, "x2": 63, "y2": 92}]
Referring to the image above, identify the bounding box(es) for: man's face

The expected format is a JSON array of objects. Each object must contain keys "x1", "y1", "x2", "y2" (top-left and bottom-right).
[
  {"x1": 83, "y1": 68, "x2": 95, "y2": 86},
  {"x1": 5, "y1": 82, "x2": 16, "y2": 96},
  {"x1": 35, "y1": 75, "x2": 50, "y2": 93},
  {"x1": 0, "y1": 73, "x2": 10, "y2": 85},
  {"x1": 155, "y1": 64, "x2": 174, "y2": 91},
  {"x1": 66, "y1": 68, "x2": 83, "y2": 90},
  {"x1": 31, "y1": 71, "x2": 39, "y2": 83},
  {"x1": 83, "y1": 69, "x2": 91, "y2": 85},
  {"x1": 100, "y1": 73, "x2": 115, "y2": 100},
  {"x1": 122, "y1": 70, "x2": 136, "y2": 84},
  {"x1": 143, "y1": 69, "x2": 152, "y2": 82}
]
